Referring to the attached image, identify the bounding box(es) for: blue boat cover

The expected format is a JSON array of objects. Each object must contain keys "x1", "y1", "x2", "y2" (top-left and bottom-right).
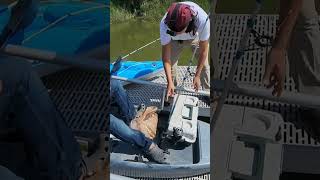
[
  {"x1": 0, "y1": 1, "x2": 109, "y2": 54},
  {"x1": 110, "y1": 61, "x2": 163, "y2": 79}
]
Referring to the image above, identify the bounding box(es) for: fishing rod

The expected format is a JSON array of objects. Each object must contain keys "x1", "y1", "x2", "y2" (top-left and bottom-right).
[
  {"x1": 122, "y1": 38, "x2": 160, "y2": 60},
  {"x1": 210, "y1": 0, "x2": 263, "y2": 133},
  {"x1": 111, "y1": 38, "x2": 160, "y2": 75}
]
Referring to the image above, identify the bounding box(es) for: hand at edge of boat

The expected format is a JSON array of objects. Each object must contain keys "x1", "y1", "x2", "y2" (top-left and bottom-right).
[
  {"x1": 263, "y1": 47, "x2": 286, "y2": 97},
  {"x1": 166, "y1": 82, "x2": 175, "y2": 101},
  {"x1": 193, "y1": 75, "x2": 201, "y2": 92}
]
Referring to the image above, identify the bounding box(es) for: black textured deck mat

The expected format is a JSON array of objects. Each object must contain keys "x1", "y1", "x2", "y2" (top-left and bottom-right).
[{"x1": 42, "y1": 68, "x2": 109, "y2": 132}]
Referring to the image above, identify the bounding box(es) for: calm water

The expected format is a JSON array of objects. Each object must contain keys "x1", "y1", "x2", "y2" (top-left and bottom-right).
[{"x1": 110, "y1": 19, "x2": 192, "y2": 65}]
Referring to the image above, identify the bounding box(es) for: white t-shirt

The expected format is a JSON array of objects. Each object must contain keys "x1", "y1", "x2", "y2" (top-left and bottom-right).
[{"x1": 160, "y1": 1, "x2": 210, "y2": 45}]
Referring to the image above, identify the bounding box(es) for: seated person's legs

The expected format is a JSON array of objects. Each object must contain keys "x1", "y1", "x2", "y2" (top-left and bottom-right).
[
  {"x1": 109, "y1": 80, "x2": 168, "y2": 163},
  {"x1": 110, "y1": 114, "x2": 167, "y2": 163},
  {"x1": 110, "y1": 114, "x2": 152, "y2": 152},
  {"x1": 110, "y1": 80, "x2": 136, "y2": 123},
  {"x1": 0, "y1": 57, "x2": 82, "y2": 179}
]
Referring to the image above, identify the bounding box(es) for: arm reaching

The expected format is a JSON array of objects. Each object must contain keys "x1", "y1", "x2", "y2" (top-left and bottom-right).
[
  {"x1": 263, "y1": 0, "x2": 303, "y2": 97},
  {"x1": 162, "y1": 44, "x2": 175, "y2": 99},
  {"x1": 194, "y1": 40, "x2": 209, "y2": 91}
]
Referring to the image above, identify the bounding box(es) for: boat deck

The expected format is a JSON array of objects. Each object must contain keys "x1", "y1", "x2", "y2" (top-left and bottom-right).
[{"x1": 124, "y1": 66, "x2": 210, "y2": 117}]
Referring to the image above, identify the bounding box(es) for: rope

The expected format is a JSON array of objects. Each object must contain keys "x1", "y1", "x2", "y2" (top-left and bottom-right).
[{"x1": 22, "y1": 4, "x2": 108, "y2": 44}]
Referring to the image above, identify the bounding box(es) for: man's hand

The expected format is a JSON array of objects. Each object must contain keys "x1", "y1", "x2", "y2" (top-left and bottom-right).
[
  {"x1": 194, "y1": 40, "x2": 209, "y2": 82},
  {"x1": 193, "y1": 75, "x2": 201, "y2": 91},
  {"x1": 166, "y1": 82, "x2": 175, "y2": 101},
  {"x1": 261, "y1": 0, "x2": 302, "y2": 97},
  {"x1": 263, "y1": 48, "x2": 286, "y2": 97}
]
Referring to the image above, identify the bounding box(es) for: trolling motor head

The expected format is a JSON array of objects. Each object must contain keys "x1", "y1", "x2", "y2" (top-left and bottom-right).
[
  {"x1": 165, "y1": 3, "x2": 197, "y2": 36},
  {"x1": 0, "y1": 0, "x2": 39, "y2": 48}
]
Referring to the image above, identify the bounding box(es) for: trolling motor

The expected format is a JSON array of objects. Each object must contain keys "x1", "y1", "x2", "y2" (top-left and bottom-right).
[{"x1": 160, "y1": 94, "x2": 199, "y2": 147}]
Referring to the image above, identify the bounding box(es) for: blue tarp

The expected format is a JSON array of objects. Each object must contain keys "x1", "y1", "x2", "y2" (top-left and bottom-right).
[
  {"x1": 110, "y1": 61, "x2": 163, "y2": 79},
  {"x1": 0, "y1": 1, "x2": 109, "y2": 54}
]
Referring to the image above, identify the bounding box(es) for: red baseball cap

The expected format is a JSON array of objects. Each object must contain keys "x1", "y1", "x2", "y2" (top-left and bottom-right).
[{"x1": 165, "y1": 3, "x2": 192, "y2": 32}]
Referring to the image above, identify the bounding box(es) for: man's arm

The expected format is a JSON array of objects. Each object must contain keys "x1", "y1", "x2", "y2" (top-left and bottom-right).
[
  {"x1": 263, "y1": 0, "x2": 303, "y2": 96},
  {"x1": 273, "y1": 0, "x2": 303, "y2": 50},
  {"x1": 162, "y1": 43, "x2": 176, "y2": 98},
  {"x1": 193, "y1": 40, "x2": 209, "y2": 91},
  {"x1": 162, "y1": 44, "x2": 173, "y2": 85},
  {"x1": 195, "y1": 40, "x2": 209, "y2": 78}
]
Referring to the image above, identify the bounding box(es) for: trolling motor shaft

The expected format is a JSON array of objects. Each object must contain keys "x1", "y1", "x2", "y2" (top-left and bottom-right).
[{"x1": 211, "y1": 0, "x2": 263, "y2": 133}]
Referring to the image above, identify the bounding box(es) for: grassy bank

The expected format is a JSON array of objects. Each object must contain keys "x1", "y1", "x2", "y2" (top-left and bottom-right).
[
  {"x1": 111, "y1": 0, "x2": 210, "y2": 24},
  {"x1": 110, "y1": 0, "x2": 279, "y2": 24}
]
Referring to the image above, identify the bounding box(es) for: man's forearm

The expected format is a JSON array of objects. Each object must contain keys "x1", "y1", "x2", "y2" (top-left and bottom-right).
[
  {"x1": 195, "y1": 50, "x2": 206, "y2": 77},
  {"x1": 195, "y1": 41, "x2": 209, "y2": 77},
  {"x1": 274, "y1": 0, "x2": 303, "y2": 50},
  {"x1": 163, "y1": 60, "x2": 173, "y2": 84},
  {"x1": 162, "y1": 44, "x2": 174, "y2": 85}
]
